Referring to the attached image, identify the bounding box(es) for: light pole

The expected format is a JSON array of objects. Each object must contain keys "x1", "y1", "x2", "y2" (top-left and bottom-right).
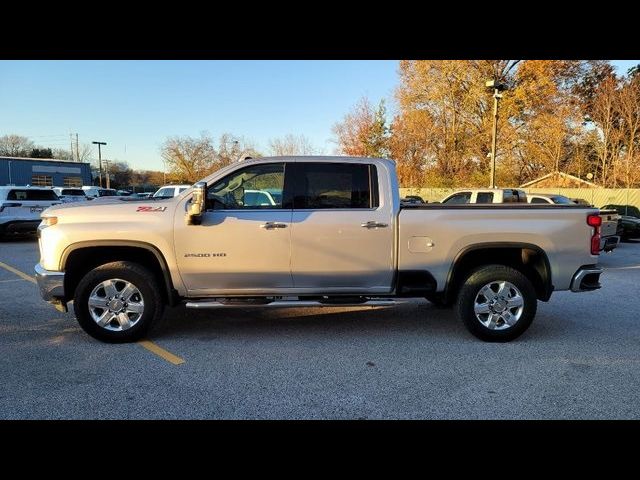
[
  {"x1": 486, "y1": 80, "x2": 507, "y2": 188},
  {"x1": 92, "y1": 141, "x2": 107, "y2": 187},
  {"x1": 103, "y1": 159, "x2": 111, "y2": 189}
]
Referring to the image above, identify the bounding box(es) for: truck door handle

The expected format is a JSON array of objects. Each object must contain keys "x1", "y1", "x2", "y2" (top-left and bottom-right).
[
  {"x1": 361, "y1": 221, "x2": 388, "y2": 229},
  {"x1": 260, "y1": 222, "x2": 288, "y2": 229}
]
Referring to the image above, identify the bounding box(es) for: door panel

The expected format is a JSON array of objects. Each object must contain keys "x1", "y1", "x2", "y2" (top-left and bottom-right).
[
  {"x1": 290, "y1": 210, "x2": 394, "y2": 289},
  {"x1": 288, "y1": 162, "x2": 394, "y2": 291},
  {"x1": 175, "y1": 210, "x2": 292, "y2": 292},
  {"x1": 174, "y1": 162, "x2": 293, "y2": 294}
]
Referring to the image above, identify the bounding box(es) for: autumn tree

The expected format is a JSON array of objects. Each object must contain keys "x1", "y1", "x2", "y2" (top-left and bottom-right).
[
  {"x1": 160, "y1": 132, "x2": 217, "y2": 182},
  {"x1": 618, "y1": 75, "x2": 640, "y2": 187},
  {"x1": 53, "y1": 143, "x2": 94, "y2": 162},
  {"x1": 332, "y1": 98, "x2": 389, "y2": 158},
  {"x1": 0, "y1": 134, "x2": 34, "y2": 156},
  {"x1": 268, "y1": 134, "x2": 316, "y2": 156},
  {"x1": 160, "y1": 132, "x2": 261, "y2": 183},
  {"x1": 392, "y1": 60, "x2": 521, "y2": 186}
]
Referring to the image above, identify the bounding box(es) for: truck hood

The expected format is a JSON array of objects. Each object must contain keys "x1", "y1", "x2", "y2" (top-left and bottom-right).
[
  {"x1": 49, "y1": 197, "x2": 173, "y2": 212},
  {"x1": 44, "y1": 196, "x2": 177, "y2": 216}
]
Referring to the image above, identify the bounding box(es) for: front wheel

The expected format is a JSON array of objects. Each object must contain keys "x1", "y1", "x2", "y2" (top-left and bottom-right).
[
  {"x1": 456, "y1": 265, "x2": 537, "y2": 342},
  {"x1": 73, "y1": 261, "x2": 164, "y2": 343}
]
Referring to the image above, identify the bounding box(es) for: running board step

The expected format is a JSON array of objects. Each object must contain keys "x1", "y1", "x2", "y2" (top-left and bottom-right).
[{"x1": 185, "y1": 299, "x2": 399, "y2": 309}]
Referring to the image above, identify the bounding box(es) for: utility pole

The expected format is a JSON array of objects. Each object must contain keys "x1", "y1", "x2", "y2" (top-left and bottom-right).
[
  {"x1": 486, "y1": 80, "x2": 506, "y2": 189},
  {"x1": 70, "y1": 134, "x2": 74, "y2": 161},
  {"x1": 75, "y1": 133, "x2": 80, "y2": 162},
  {"x1": 92, "y1": 141, "x2": 107, "y2": 187}
]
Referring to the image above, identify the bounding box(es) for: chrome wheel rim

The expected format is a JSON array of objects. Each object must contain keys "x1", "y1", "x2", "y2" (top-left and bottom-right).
[
  {"x1": 88, "y1": 278, "x2": 145, "y2": 331},
  {"x1": 473, "y1": 281, "x2": 524, "y2": 330}
]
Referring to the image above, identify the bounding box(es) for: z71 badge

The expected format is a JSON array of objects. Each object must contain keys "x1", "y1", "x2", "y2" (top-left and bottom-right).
[{"x1": 136, "y1": 206, "x2": 167, "y2": 212}]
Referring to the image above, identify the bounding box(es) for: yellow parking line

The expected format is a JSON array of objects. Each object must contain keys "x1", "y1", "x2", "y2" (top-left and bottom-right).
[
  {"x1": 138, "y1": 340, "x2": 185, "y2": 365},
  {"x1": 0, "y1": 261, "x2": 184, "y2": 365},
  {"x1": 0, "y1": 261, "x2": 36, "y2": 284}
]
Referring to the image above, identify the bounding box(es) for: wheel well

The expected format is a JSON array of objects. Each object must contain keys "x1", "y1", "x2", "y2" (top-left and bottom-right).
[
  {"x1": 444, "y1": 245, "x2": 552, "y2": 303},
  {"x1": 63, "y1": 246, "x2": 176, "y2": 305}
]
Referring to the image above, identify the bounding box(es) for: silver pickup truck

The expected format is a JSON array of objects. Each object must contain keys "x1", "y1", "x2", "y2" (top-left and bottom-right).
[{"x1": 35, "y1": 156, "x2": 603, "y2": 343}]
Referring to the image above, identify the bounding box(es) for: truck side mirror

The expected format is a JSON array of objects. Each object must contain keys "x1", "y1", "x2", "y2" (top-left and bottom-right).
[{"x1": 187, "y1": 181, "x2": 206, "y2": 225}]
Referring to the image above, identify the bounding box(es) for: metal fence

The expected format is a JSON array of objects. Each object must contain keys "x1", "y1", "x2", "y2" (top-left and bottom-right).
[{"x1": 399, "y1": 187, "x2": 640, "y2": 209}]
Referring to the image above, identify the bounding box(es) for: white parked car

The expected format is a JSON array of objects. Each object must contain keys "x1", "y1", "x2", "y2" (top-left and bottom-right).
[
  {"x1": 82, "y1": 186, "x2": 118, "y2": 199},
  {"x1": 440, "y1": 188, "x2": 528, "y2": 204},
  {"x1": 0, "y1": 186, "x2": 61, "y2": 238},
  {"x1": 527, "y1": 193, "x2": 575, "y2": 205},
  {"x1": 152, "y1": 185, "x2": 192, "y2": 198},
  {"x1": 53, "y1": 187, "x2": 88, "y2": 203}
]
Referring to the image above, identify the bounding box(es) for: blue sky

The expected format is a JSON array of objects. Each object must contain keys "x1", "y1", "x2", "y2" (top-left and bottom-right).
[{"x1": 0, "y1": 60, "x2": 638, "y2": 171}]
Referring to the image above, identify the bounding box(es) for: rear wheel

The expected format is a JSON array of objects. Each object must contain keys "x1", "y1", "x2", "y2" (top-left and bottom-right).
[
  {"x1": 73, "y1": 261, "x2": 164, "y2": 343},
  {"x1": 456, "y1": 264, "x2": 537, "y2": 342}
]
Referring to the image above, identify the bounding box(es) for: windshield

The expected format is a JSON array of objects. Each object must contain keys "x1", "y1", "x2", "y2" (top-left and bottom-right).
[{"x1": 98, "y1": 189, "x2": 117, "y2": 197}]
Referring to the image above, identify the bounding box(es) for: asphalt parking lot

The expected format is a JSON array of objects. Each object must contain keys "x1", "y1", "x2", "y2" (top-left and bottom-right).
[{"x1": 1, "y1": 237, "x2": 640, "y2": 419}]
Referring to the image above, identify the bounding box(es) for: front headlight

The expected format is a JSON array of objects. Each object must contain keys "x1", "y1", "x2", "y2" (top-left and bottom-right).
[{"x1": 40, "y1": 215, "x2": 58, "y2": 228}]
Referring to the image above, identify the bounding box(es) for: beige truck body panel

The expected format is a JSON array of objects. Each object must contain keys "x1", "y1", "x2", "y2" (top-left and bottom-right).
[{"x1": 37, "y1": 157, "x2": 599, "y2": 300}]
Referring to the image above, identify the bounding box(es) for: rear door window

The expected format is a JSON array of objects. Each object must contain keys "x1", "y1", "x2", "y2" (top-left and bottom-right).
[
  {"x1": 476, "y1": 192, "x2": 494, "y2": 203},
  {"x1": 7, "y1": 189, "x2": 59, "y2": 201},
  {"x1": 287, "y1": 163, "x2": 377, "y2": 209}
]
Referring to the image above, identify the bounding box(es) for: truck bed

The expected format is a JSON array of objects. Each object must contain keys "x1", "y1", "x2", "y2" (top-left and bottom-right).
[{"x1": 398, "y1": 203, "x2": 598, "y2": 293}]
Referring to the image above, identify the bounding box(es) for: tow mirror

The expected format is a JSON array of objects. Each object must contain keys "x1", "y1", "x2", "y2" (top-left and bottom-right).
[{"x1": 187, "y1": 181, "x2": 206, "y2": 225}]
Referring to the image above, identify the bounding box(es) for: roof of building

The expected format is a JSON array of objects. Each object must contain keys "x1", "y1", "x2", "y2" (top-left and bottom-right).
[
  {"x1": 0, "y1": 155, "x2": 90, "y2": 164},
  {"x1": 520, "y1": 171, "x2": 598, "y2": 188}
]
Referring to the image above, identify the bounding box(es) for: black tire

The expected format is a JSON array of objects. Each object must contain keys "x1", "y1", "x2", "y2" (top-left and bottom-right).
[
  {"x1": 424, "y1": 293, "x2": 452, "y2": 308},
  {"x1": 456, "y1": 264, "x2": 537, "y2": 342},
  {"x1": 73, "y1": 261, "x2": 165, "y2": 343}
]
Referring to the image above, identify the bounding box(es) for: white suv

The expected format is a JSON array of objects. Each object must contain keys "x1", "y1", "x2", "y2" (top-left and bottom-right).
[
  {"x1": 53, "y1": 187, "x2": 88, "y2": 203},
  {"x1": 0, "y1": 186, "x2": 61, "y2": 238},
  {"x1": 82, "y1": 186, "x2": 118, "y2": 199},
  {"x1": 152, "y1": 184, "x2": 191, "y2": 198}
]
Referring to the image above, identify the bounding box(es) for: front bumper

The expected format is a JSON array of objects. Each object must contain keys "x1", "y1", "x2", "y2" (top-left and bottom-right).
[
  {"x1": 0, "y1": 220, "x2": 41, "y2": 235},
  {"x1": 34, "y1": 263, "x2": 67, "y2": 311},
  {"x1": 570, "y1": 265, "x2": 603, "y2": 292}
]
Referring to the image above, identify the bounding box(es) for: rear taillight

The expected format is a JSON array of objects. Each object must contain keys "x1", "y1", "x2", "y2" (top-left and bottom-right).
[{"x1": 588, "y1": 214, "x2": 601, "y2": 255}]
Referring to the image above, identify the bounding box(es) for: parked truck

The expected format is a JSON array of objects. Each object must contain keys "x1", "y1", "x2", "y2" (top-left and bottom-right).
[{"x1": 35, "y1": 156, "x2": 603, "y2": 343}]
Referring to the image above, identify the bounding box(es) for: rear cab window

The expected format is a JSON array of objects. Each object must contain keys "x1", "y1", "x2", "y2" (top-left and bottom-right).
[
  {"x1": 7, "y1": 189, "x2": 59, "y2": 201},
  {"x1": 60, "y1": 189, "x2": 86, "y2": 196},
  {"x1": 551, "y1": 196, "x2": 574, "y2": 205},
  {"x1": 530, "y1": 197, "x2": 550, "y2": 204},
  {"x1": 443, "y1": 192, "x2": 471, "y2": 204}
]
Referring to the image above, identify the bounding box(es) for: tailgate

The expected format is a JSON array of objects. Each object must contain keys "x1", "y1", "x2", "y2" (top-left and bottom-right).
[{"x1": 600, "y1": 210, "x2": 620, "y2": 237}]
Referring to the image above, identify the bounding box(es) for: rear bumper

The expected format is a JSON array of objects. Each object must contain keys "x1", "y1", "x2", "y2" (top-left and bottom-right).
[
  {"x1": 0, "y1": 220, "x2": 41, "y2": 234},
  {"x1": 34, "y1": 263, "x2": 66, "y2": 310},
  {"x1": 601, "y1": 235, "x2": 620, "y2": 252},
  {"x1": 570, "y1": 265, "x2": 603, "y2": 292}
]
